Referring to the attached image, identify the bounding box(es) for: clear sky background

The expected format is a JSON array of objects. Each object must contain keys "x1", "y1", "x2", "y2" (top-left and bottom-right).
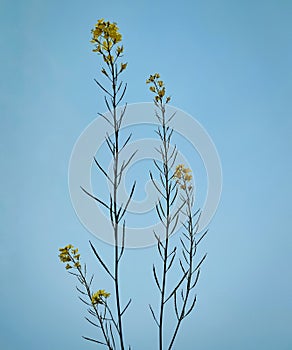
[{"x1": 1, "y1": 0, "x2": 292, "y2": 349}]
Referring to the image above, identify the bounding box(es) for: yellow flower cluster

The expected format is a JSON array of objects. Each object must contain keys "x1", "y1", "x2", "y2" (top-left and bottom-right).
[
  {"x1": 146, "y1": 73, "x2": 171, "y2": 104},
  {"x1": 173, "y1": 164, "x2": 193, "y2": 190},
  {"x1": 91, "y1": 289, "x2": 111, "y2": 305},
  {"x1": 90, "y1": 18, "x2": 126, "y2": 71},
  {"x1": 58, "y1": 244, "x2": 81, "y2": 270},
  {"x1": 92, "y1": 18, "x2": 122, "y2": 44}
]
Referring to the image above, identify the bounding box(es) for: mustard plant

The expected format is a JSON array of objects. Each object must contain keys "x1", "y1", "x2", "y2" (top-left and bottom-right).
[
  {"x1": 58, "y1": 245, "x2": 115, "y2": 348},
  {"x1": 147, "y1": 75, "x2": 207, "y2": 349},
  {"x1": 58, "y1": 18, "x2": 210, "y2": 350},
  {"x1": 59, "y1": 19, "x2": 134, "y2": 350},
  {"x1": 168, "y1": 165, "x2": 207, "y2": 349}
]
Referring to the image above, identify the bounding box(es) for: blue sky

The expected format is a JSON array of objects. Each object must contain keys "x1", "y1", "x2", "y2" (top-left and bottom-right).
[{"x1": 1, "y1": 0, "x2": 292, "y2": 349}]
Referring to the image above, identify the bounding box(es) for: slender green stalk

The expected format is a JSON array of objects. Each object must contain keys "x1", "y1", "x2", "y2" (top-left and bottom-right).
[
  {"x1": 158, "y1": 108, "x2": 171, "y2": 350},
  {"x1": 81, "y1": 19, "x2": 134, "y2": 349},
  {"x1": 147, "y1": 73, "x2": 181, "y2": 350},
  {"x1": 167, "y1": 166, "x2": 207, "y2": 350},
  {"x1": 58, "y1": 245, "x2": 114, "y2": 349},
  {"x1": 110, "y1": 57, "x2": 125, "y2": 350},
  {"x1": 147, "y1": 74, "x2": 207, "y2": 350},
  {"x1": 168, "y1": 186, "x2": 194, "y2": 350}
]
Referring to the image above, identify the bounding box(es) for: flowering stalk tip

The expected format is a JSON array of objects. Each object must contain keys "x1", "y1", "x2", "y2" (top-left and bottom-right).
[{"x1": 146, "y1": 73, "x2": 171, "y2": 104}]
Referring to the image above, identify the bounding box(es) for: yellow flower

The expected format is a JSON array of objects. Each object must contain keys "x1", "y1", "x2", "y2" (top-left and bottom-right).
[
  {"x1": 65, "y1": 264, "x2": 72, "y2": 270},
  {"x1": 59, "y1": 244, "x2": 81, "y2": 264},
  {"x1": 100, "y1": 290, "x2": 111, "y2": 298},
  {"x1": 173, "y1": 164, "x2": 193, "y2": 188},
  {"x1": 116, "y1": 46, "x2": 124, "y2": 55},
  {"x1": 148, "y1": 75, "x2": 155, "y2": 82},
  {"x1": 91, "y1": 19, "x2": 123, "y2": 55},
  {"x1": 120, "y1": 62, "x2": 127, "y2": 71},
  {"x1": 108, "y1": 54, "x2": 114, "y2": 63},
  {"x1": 174, "y1": 170, "x2": 182, "y2": 179},
  {"x1": 74, "y1": 262, "x2": 81, "y2": 268},
  {"x1": 102, "y1": 40, "x2": 113, "y2": 50},
  {"x1": 158, "y1": 88, "x2": 165, "y2": 97},
  {"x1": 146, "y1": 73, "x2": 169, "y2": 104},
  {"x1": 91, "y1": 289, "x2": 111, "y2": 305},
  {"x1": 58, "y1": 253, "x2": 70, "y2": 262}
]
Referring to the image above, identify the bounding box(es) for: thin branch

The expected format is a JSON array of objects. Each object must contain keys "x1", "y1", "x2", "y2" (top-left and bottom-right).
[
  {"x1": 164, "y1": 269, "x2": 188, "y2": 304},
  {"x1": 149, "y1": 304, "x2": 159, "y2": 327},
  {"x1": 149, "y1": 171, "x2": 166, "y2": 200},
  {"x1": 184, "y1": 295, "x2": 197, "y2": 318},
  {"x1": 153, "y1": 265, "x2": 162, "y2": 292},
  {"x1": 81, "y1": 186, "x2": 110, "y2": 210},
  {"x1": 94, "y1": 157, "x2": 114, "y2": 185},
  {"x1": 121, "y1": 299, "x2": 132, "y2": 316},
  {"x1": 85, "y1": 316, "x2": 101, "y2": 328},
  {"x1": 82, "y1": 336, "x2": 107, "y2": 346},
  {"x1": 89, "y1": 241, "x2": 115, "y2": 280},
  {"x1": 94, "y1": 79, "x2": 114, "y2": 98},
  {"x1": 195, "y1": 253, "x2": 207, "y2": 271},
  {"x1": 118, "y1": 181, "x2": 136, "y2": 222}
]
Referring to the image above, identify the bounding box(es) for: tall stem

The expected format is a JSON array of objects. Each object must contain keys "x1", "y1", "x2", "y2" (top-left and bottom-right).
[
  {"x1": 159, "y1": 107, "x2": 170, "y2": 350},
  {"x1": 111, "y1": 61, "x2": 125, "y2": 350},
  {"x1": 168, "y1": 192, "x2": 194, "y2": 350}
]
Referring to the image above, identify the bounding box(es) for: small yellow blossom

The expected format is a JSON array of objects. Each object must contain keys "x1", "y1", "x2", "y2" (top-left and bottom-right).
[
  {"x1": 108, "y1": 54, "x2": 114, "y2": 63},
  {"x1": 59, "y1": 244, "x2": 82, "y2": 270},
  {"x1": 59, "y1": 253, "x2": 70, "y2": 262},
  {"x1": 116, "y1": 46, "x2": 124, "y2": 55},
  {"x1": 183, "y1": 167, "x2": 191, "y2": 173},
  {"x1": 184, "y1": 174, "x2": 192, "y2": 181},
  {"x1": 173, "y1": 164, "x2": 193, "y2": 191},
  {"x1": 146, "y1": 73, "x2": 170, "y2": 104},
  {"x1": 91, "y1": 289, "x2": 111, "y2": 305},
  {"x1": 120, "y1": 62, "x2": 127, "y2": 71},
  {"x1": 158, "y1": 88, "x2": 165, "y2": 97}
]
